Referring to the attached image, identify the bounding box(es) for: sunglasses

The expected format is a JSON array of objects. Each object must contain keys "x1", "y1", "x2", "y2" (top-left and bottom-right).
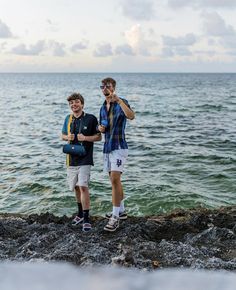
[{"x1": 100, "y1": 84, "x2": 112, "y2": 90}]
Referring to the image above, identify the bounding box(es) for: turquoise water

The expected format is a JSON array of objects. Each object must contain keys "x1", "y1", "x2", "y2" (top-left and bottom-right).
[{"x1": 0, "y1": 73, "x2": 235, "y2": 216}]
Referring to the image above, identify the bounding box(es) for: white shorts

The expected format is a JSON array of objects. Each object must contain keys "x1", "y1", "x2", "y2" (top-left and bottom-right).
[
  {"x1": 67, "y1": 165, "x2": 91, "y2": 190},
  {"x1": 103, "y1": 149, "x2": 128, "y2": 173}
]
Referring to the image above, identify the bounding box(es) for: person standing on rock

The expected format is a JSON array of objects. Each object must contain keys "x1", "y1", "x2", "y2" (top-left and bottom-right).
[
  {"x1": 97, "y1": 77, "x2": 135, "y2": 232},
  {"x1": 61, "y1": 93, "x2": 101, "y2": 232}
]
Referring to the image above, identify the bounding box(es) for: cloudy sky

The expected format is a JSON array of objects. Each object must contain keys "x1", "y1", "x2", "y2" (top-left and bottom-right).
[{"x1": 0, "y1": 0, "x2": 236, "y2": 72}]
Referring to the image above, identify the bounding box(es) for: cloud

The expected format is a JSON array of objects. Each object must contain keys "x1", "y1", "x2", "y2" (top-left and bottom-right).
[
  {"x1": 11, "y1": 40, "x2": 45, "y2": 55},
  {"x1": 93, "y1": 43, "x2": 113, "y2": 57},
  {"x1": 161, "y1": 46, "x2": 192, "y2": 57},
  {"x1": 161, "y1": 47, "x2": 174, "y2": 57},
  {"x1": 174, "y1": 47, "x2": 192, "y2": 56},
  {"x1": 120, "y1": 0, "x2": 155, "y2": 21},
  {"x1": 115, "y1": 44, "x2": 135, "y2": 55},
  {"x1": 202, "y1": 12, "x2": 235, "y2": 37},
  {"x1": 195, "y1": 50, "x2": 216, "y2": 57},
  {"x1": 202, "y1": 12, "x2": 236, "y2": 52},
  {"x1": 228, "y1": 50, "x2": 236, "y2": 56},
  {"x1": 168, "y1": 0, "x2": 236, "y2": 9},
  {"x1": 46, "y1": 19, "x2": 60, "y2": 32},
  {"x1": 0, "y1": 19, "x2": 13, "y2": 38},
  {"x1": 0, "y1": 42, "x2": 7, "y2": 51},
  {"x1": 161, "y1": 33, "x2": 197, "y2": 57},
  {"x1": 11, "y1": 40, "x2": 67, "y2": 57},
  {"x1": 167, "y1": 0, "x2": 191, "y2": 9},
  {"x1": 162, "y1": 33, "x2": 197, "y2": 46},
  {"x1": 223, "y1": 37, "x2": 236, "y2": 50},
  {"x1": 124, "y1": 24, "x2": 157, "y2": 56},
  {"x1": 208, "y1": 38, "x2": 217, "y2": 46},
  {"x1": 204, "y1": 0, "x2": 236, "y2": 7},
  {"x1": 49, "y1": 41, "x2": 66, "y2": 57},
  {"x1": 71, "y1": 40, "x2": 89, "y2": 52}
]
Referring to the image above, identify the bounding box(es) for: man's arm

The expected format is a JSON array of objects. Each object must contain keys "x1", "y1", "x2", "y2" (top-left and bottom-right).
[
  {"x1": 109, "y1": 90, "x2": 135, "y2": 120},
  {"x1": 117, "y1": 98, "x2": 135, "y2": 120}
]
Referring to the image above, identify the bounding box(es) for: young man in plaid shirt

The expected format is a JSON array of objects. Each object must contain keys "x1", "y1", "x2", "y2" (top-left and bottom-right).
[{"x1": 98, "y1": 77, "x2": 135, "y2": 232}]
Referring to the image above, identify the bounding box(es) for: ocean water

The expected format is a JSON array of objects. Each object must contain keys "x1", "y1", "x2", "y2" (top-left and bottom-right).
[{"x1": 0, "y1": 73, "x2": 235, "y2": 216}]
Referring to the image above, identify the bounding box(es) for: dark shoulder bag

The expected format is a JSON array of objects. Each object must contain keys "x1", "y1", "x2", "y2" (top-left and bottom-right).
[{"x1": 63, "y1": 115, "x2": 86, "y2": 156}]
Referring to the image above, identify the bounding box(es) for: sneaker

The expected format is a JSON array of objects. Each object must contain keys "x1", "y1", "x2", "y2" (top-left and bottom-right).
[
  {"x1": 71, "y1": 216, "x2": 84, "y2": 226},
  {"x1": 104, "y1": 215, "x2": 119, "y2": 232},
  {"x1": 105, "y1": 211, "x2": 127, "y2": 220},
  {"x1": 83, "y1": 222, "x2": 92, "y2": 232}
]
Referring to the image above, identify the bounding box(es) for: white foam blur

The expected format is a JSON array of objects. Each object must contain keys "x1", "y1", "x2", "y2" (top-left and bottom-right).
[{"x1": 0, "y1": 262, "x2": 235, "y2": 290}]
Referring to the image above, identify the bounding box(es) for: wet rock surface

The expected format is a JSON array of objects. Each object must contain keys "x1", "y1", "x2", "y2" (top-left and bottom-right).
[{"x1": 0, "y1": 206, "x2": 235, "y2": 270}]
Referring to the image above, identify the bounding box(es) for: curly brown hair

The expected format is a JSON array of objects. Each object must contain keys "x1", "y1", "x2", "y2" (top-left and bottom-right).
[{"x1": 67, "y1": 93, "x2": 84, "y2": 105}]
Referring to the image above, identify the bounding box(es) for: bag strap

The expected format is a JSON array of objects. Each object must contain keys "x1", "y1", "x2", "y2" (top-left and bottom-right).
[
  {"x1": 78, "y1": 114, "x2": 84, "y2": 145},
  {"x1": 78, "y1": 115, "x2": 83, "y2": 134},
  {"x1": 66, "y1": 114, "x2": 73, "y2": 167},
  {"x1": 67, "y1": 114, "x2": 73, "y2": 144},
  {"x1": 69, "y1": 113, "x2": 85, "y2": 145}
]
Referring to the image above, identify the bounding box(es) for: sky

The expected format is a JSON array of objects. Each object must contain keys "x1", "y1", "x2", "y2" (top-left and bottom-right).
[{"x1": 0, "y1": 0, "x2": 236, "y2": 72}]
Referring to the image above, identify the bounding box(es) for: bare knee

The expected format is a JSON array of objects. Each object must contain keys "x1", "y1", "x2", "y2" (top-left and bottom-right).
[{"x1": 79, "y1": 186, "x2": 88, "y2": 194}]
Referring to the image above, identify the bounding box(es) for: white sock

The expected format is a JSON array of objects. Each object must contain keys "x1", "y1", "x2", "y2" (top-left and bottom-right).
[
  {"x1": 120, "y1": 200, "x2": 125, "y2": 213},
  {"x1": 112, "y1": 206, "x2": 120, "y2": 217}
]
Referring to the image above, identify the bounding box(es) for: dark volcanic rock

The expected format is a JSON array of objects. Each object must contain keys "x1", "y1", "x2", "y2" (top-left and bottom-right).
[{"x1": 0, "y1": 206, "x2": 235, "y2": 270}]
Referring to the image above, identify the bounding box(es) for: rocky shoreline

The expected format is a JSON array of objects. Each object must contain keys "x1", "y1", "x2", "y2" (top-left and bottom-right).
[{"x1": 0, "y1": 206, "x2": 235, "y2": 271}]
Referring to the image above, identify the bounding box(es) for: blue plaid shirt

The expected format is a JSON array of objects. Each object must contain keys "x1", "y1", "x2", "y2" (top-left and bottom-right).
[{"x1": 99, "y1": 98, "x2": 130, "y2": 153}]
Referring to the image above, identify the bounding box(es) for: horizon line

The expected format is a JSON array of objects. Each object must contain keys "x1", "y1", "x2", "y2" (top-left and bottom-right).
[{"x1": 0, "y1": 71, "x2": 236, "y2": 74}]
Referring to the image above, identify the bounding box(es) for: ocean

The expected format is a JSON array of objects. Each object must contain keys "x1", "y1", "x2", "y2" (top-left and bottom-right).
[{"x1": 0, "y1": 73, "x2": 235, "y2": 216}]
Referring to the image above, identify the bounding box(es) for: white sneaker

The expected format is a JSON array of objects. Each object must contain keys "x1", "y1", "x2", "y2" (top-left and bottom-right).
[{"x1": 104, "y1": 215, "x2": 119, "y2": 232}]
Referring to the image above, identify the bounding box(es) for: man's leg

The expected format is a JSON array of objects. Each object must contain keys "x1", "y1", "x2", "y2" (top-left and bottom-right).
[
  {"x1": 110, "y1": 149, "x2": 128, "y2": 214},
  {"x1": 79, "y1": 186, "x2": 90, "y2": 213},
  {"x1": 104, "y1": 171, "x2": 122, "y2": 232},
  {"x1": 110, "y1": 171, "x2": 123, "y2": 214},
  {"x1": 75, "y1": 186, "x2": 83, "y2": 218},
  {"x1": 78, "y1": 165, "x2": 92, "y2": 231},
  {"x1": 75, "y1": 186, "x2": 81, "y2": 202},
  {"x1": 120, "y1": 183, "x2": 125, "y2": 213},
  {"x1": 67, "y1": 167, "x2": 84, "y2": 225},
  {"x1": 104, "y1": 150, "x2": 128, "y2": 224}
]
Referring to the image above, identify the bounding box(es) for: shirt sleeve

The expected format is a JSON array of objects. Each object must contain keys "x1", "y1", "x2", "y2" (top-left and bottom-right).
[
  {"x1": 62, "y1": 115, "x2": 69, "y2": 135},
  {"x1": 99, "y1": 107, "x2": 102, "y2": 125},
  {"x1": 91, "y1": 115, "x2": 99, "y2": 135},
  {"x1": 119, "y1": 98, "x2": 131, "y2": 117}
]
